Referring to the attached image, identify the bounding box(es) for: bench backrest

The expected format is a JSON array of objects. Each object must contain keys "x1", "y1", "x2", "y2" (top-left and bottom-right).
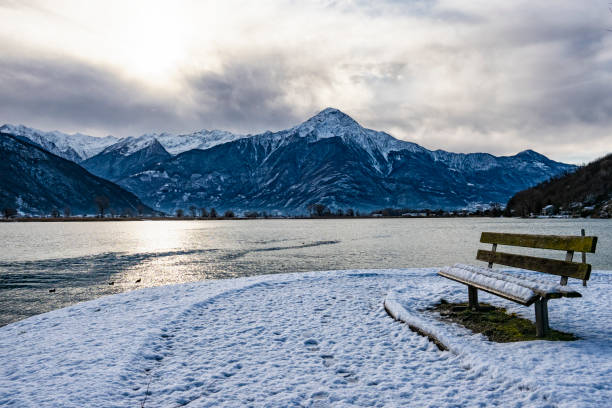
[{"x1": 476, "y1": 231, "x2": 597, "y2": 285}]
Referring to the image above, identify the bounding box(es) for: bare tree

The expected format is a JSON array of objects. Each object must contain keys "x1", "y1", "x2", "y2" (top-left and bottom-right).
[
  {"x1": 2, "y1": 208, "x2": 17, "y2": 219},
  {"x1": 94, "y1": 196, "x2": 110, "y2": 218},
  {"x1": 200, "y1": 207, "x2": 209, "y2": 218},
  {"x1": 189, "y1": 205, "x2": 197, "y2": 217},
  {"x1": 224, "y1": 210, "x2": 235, "y2": 218},
  {"x1": 176, "y1": 208, "x2": 184, "y2": 218},
  {"x1": 209, "y1": 208, "x2": 217, "y2": 218},
  {"x1": 51, "y1": 208, "x2": 60, "y2": 218},
  {"x1": 307, "y1": 203, "x2": 329, "y2": 217},
  {"x1": 63, "y1": 206, "x2": 71, "y2": 217}
]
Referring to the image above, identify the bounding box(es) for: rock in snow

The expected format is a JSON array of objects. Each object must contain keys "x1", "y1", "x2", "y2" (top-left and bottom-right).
[{"x1": 0, "y1": 268, "x2": 610, "y2": 407}]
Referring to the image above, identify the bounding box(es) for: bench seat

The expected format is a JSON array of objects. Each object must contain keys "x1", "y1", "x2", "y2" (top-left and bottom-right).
[{"x1": 438, "y1": 264, "x2": 582, "y2": 306}]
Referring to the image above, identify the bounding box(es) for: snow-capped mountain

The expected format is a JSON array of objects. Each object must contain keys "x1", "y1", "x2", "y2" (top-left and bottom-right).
[
  {"x1": 81, "y1": 138, "x2": 171, "y2": 182},
  {"x1": 0, "y1": 123, "x2": 245, "y2": 163},
  {"x1": 0, "y1": 124, "x2": 118, "y2": 162},
  {"x1": 290, "y1": 107, "x2": 425, "y2": 157},
  {"x1": 117, "y1": 108, "x2": 576, "y2": 213},
  {"x1": 0, "y1": 132, "x2": 152, "y2": 215},
  {"x1": 80, "y1": 129, "x2": 245, "y2": 182},
  {"x1": 157, "y1": 129, "x2": 245, "y2": 155},
  {"x1": 98, "y1": 129, "x2": 246, "y2": 157}
]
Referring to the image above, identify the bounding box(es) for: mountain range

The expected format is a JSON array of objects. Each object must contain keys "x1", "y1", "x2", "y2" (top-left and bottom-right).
[
  {"x1": 1, "y1": 108, "x2": 576, "y2": 215},
  {"x1": 0, "y1": 124, "x2": 119, "y2": 162}
]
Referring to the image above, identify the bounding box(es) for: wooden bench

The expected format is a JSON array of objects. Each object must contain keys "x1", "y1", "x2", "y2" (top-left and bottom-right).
[{"x1": 438, "y1": 230, "x2": 598, "y2": 337}]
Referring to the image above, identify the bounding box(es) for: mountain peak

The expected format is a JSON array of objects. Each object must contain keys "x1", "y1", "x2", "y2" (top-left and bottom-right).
[
  {"x1": 297, "y1": 108, "x2": 362, "y2": 136},
  {"x1": 516, "y1": 149, "x2": 547, "y2": 160},
  {"x1": 103, "y1": 135, "x2": 163, "y2": 156},
  {"x1": 317, "y1": 107, "x2": 344, "y2": 115},
  {"x1": 308, "y1": 107, "x2": 357, "y2": 124}
]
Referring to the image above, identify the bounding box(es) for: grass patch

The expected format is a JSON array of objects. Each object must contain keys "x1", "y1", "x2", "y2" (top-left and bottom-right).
[{"x1": 431, "y1": 300, "x2": 578, "y2": 342}]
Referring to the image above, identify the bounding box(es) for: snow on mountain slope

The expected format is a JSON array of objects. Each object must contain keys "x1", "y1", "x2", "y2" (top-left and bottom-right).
[
  {"x1": 99, "y1": 135, "x2": 164, "y2": 156},
  {"x1": 250, "y1": 108, "x2": 425, "y2": 165},
  {"x1": 0, "y1": 124, "x2": 118, "y2": 162},
  {"x1": 158, "y1": 129, "x2": 245, "y2": 155},
  {"x1": 1, "y1": 122, "x2": 246, "y2": 162},
  {"x1": 293, "y1": 107, "x2": 425, "y2": 158},
  {"x1": 81, "y1": 138, "x2": 171, "y2": 182},
  {"x1": 101, "y1": 130, "x2": 246, "y2": 157}
]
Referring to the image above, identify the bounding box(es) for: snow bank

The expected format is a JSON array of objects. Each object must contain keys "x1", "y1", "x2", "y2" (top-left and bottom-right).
[{"x1": 1, "y1": 268, "x2": 610, "y2": 407}]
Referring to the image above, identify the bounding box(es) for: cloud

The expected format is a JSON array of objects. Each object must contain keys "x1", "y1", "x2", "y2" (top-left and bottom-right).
[
  {"x1": 0, "y1": 56, "x2": 183, "y2": 135},
  {"x1": 185, "y1": 53, "x2": 320, "y2": 133},
  {"x1": 0, "y1": 0, "x2": 611, "y2": 163}
]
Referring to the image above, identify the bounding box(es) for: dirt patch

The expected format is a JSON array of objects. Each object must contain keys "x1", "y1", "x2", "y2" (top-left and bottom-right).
[{"x1": 431, "y1": 300, "x2": 578, "y2": 342}]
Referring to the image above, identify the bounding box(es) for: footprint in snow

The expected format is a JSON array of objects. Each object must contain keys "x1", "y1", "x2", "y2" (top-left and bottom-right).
[
  {"x1": 321, "y1": 354, "x2": 334, "y2": 367},
  {"x1": 311, "y1": 391, "x2": 329, "y2": 400},
  {"x1": 336, "y1": 367, "x2": 358, "y2": 383},
  {"x1": 304, "y1": 339, "x2": 319, "y2": 351}
]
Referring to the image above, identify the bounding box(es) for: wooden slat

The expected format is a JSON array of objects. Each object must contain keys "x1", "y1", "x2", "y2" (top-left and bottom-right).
[
  {"x1": 476, "y1": 250, "x2": 591, "y2": 280},
  {"x1": 480, "y1": 232, "x2": 597, "y2": 253}
]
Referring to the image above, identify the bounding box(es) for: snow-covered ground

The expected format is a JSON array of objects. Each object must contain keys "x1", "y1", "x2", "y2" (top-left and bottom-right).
[{"x1": 1, "y1": 268, "x2": 610, "y2": 407}]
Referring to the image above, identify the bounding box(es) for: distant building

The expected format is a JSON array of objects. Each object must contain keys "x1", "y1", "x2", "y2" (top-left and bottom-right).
[{"x1": 541, "y1": 204, "x2": 555, "y2": 215}]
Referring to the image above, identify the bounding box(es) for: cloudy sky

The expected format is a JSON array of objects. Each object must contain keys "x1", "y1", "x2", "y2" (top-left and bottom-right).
[{"x1": 1, "y1": 0, "x2": 611, "y2": 163}]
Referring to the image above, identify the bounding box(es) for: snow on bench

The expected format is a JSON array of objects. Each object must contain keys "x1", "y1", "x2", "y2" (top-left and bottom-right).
[
  {"x1": 442, "y1": 264, "x2": 582, "y2": 301},
  {"x1": 439, "y1": 265, "x2": 538, "y2": 305}
]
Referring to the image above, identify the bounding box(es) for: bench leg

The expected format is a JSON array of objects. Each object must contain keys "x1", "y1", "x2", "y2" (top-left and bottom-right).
[
  {"x1": 468, "y1": 285, "x2": 479, "y2": 310},
  {"x1": 542, "y1": 299, "x2": 549, "y2": 331},
  {"x1": 534, "y1": 298, "x2": 549, "y2": 337}
]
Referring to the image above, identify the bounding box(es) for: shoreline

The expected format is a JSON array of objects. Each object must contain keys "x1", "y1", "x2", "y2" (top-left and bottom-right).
[{"x1": 2, "y1": 215, "x2": 606, "y2": 222}]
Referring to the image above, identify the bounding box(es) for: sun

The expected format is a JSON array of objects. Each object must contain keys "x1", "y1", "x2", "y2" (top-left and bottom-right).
[{"x1": 103, "y1": 3, "x2": 193, "y2": 85}]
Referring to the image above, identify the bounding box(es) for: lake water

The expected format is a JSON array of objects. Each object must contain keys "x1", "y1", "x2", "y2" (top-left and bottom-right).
[{"x1": 1, "y1": 218, "x2": 610, "y2": 327}]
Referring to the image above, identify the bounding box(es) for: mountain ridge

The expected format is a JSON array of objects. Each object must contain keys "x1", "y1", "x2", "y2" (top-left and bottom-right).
[
  {"x1": 0, "y1": 132, "x2": 153, "y2": 215},
  {"x1": 0, "y1": 124, "x2": 118, "y2": 162}
]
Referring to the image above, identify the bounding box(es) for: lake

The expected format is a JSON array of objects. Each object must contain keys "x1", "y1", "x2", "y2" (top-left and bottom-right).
[{"x1": 1, "y1": 218, "x2": 610, "y2": 326}]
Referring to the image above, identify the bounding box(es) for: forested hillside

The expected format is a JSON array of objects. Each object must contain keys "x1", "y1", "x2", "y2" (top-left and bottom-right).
[{"x1": 506, "y1": 154, "x2": 612, "y2": 217}]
